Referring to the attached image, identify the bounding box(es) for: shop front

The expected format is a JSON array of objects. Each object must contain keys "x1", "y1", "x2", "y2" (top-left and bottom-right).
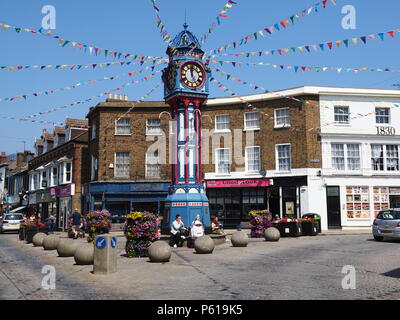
[
  {"x1": 85, "y1": 182, "x2": 170, "y2": 218},
  {"x1": 36, "y1": 190, "x2": 56, "y2": 221},
  {"x1": 206, "y1": 178, "x2": 272, "y2": 228},
  {"x1": 206, "y1": 176, "x2": 307, "y2": 228},
  {"x1": 51, "y1": 184, "x2": 75, "y2": 230},
  {"x1": 322, "y1": 176, "x2": 400, "y2": 229}
]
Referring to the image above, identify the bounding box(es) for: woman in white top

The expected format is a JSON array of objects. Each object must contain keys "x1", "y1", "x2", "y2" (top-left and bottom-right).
[{"x1": 190, "y1": 215, "x2": 205, "y2": 239}]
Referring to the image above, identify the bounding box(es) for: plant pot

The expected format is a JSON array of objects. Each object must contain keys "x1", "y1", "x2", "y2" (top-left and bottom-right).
[
  {"x1": 25, "y1": 228, "x2": 39, "y2": 244},
  {"x1": 19, "y1": 227, "x2": 25, "y2": 240},
  {"x1": 301, "y1": 221, "x2": 318, "y2": 236},
  {"x1": 276, "y1": 222, "x2": 302, "y2": 237}
]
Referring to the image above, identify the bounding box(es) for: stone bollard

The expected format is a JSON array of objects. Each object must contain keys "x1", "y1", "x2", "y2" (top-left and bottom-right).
[
  {"x1": 93, "y1": 234, "x2": 117, "y2": 274},
  {"x1": 57, "y1": 239, "x2": 81, "y2": 257},
  {"x1": 42, "y1": 234, "x2": 60, "y2": 250},
  {"x1": 265, "y1": 227, "x2": 280, "y2": 242},
  {"x1": 148, "y1": 241, "x2": 171, "y2": 263},
  {"x1": 74, "y1": 243, "x2": 94, "y2": 265},
  {"x1": 32, "y1": 233, "x2": 47, "y2": 247},
  {"x1": 231, "y1": 231, "x2": 249, "y2": 247},
  {"x1": 194, "y1": 235, "x2": 215, "y2": 254}
]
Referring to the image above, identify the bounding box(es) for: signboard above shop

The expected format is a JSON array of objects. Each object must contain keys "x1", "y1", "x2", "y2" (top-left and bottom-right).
[{"x1": 206, "y1": 178, "x2": 272, "y2": 188}]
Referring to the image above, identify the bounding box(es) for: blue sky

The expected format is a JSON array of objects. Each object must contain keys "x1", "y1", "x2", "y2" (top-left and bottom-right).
[{"x1": 0, "y1": 0, "x2": 399, "y2": 154}]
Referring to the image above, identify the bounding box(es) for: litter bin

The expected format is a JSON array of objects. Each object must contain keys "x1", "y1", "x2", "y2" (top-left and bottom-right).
[{"x1": 301, "y1": 213, "x2": 321, "y2": 233}]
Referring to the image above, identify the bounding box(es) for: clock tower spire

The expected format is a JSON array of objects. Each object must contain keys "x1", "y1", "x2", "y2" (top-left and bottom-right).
[{"x1": 161, "y1": 25, "x2": 212, "y2": 231}]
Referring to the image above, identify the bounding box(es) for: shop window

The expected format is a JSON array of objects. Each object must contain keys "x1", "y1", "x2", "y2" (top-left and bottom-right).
[
  {"x1": 334, "y1": 106, "x2": 349, "y2": 124},
  {"x1": 346, "y1": 186, "x2": 370, "y2": 219},
  {"x1": 244, "y1": 112, "x2": 260, "y2": 130},
  {"x1": 375, "y1": 108, "x2": 390, "y2": 124},
  {"x1": 115, "y1": 118, "x2": 131, "y2": 135}
]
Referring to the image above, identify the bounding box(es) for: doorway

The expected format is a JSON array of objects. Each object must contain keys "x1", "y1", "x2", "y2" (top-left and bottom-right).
[{"x1": 326, "y1": 186, "x2": 342, "y2": 229}]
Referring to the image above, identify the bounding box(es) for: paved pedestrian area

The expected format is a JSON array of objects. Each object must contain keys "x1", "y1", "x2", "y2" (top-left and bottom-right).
[{"x1": 0, "y1": 230, "x2": 399, "y2": 300}]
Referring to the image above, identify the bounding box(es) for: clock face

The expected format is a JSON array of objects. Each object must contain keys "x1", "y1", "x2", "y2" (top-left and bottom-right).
[
  {"x1": 166, "y1": 66, "x2": 176, "y2": 91},
  {"x1": 180, "y1": 62, "x2": 205, "y2": 89}
]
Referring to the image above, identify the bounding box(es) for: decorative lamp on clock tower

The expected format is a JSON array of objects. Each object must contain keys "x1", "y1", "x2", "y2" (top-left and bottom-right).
[{"x1": 161, "y1": 23, "x2": 212, "y2": 231}]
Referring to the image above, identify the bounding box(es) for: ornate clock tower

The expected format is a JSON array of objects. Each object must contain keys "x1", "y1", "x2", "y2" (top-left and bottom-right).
[{"x1": 161, "y1": 23, "x2": 212, "y2": 230}]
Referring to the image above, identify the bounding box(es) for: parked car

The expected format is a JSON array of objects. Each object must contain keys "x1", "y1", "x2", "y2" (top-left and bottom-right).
[
  {"x1": 0, "y1": 214, "x2": 25, "y2": 234},
  {"x1": 372, "y1": 209, "x2": 400, "y2": 241}
]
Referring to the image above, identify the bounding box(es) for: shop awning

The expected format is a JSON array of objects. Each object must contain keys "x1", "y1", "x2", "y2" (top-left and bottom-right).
[{"x1": 9, "y1": 206, "x2": 26, "y2": 213}]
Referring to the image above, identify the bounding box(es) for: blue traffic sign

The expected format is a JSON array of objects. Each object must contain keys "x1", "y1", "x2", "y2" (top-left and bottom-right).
[
  {"x1": 110, "y1": 237, "x2": 117, "y2": 248},
  {"x1": 95, "y1": 237, "x2": 106, "y2": 249}
]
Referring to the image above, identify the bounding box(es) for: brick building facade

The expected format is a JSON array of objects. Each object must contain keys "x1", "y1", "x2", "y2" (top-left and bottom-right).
[
  {"x1": 85, "y1": 88, "x2": 323, "y2": 227},
  {"x1": 28, "y1": 119, "x2": 89, "y2": 230}
]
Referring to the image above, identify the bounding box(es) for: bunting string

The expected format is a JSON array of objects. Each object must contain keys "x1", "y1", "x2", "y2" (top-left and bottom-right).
[
  {"x1": 209, "y1": 0, "x2": 340, "y2": 54},
  {"x1": 208, "y1": 28, "x2": 400, "y2": 57},
  {"x1": 19, "y1": 69, "x2": 164, "y2": 121},
  {"x1": 0, "y1": 57, "x2": 168, "y2": 72},
  {"x1": 200, "y1": 0, "x2": 238, "y2": 44},
  {"x1": 149, "y1": 0, "x2": 176, "y2": 52},
  {"x1": 0, "y1": 21, "x2": 162, "y2": 60},
  {"x1": 0, "y1": 62, "x2": 167, "y2": 102},
  {"x1": 211, "y1": 59, "x2": 400, "y2": 74}
]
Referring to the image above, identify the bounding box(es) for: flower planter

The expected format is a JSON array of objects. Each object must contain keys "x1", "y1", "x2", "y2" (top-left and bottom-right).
[
  {"x1": 19, "y1": 227, "x2": 26, "y2": 241},
  {"x1": 276, "y1": 222, "x2": 302, "y2": 237},
  {"x1": 25, "y1": 228, "x2": 39, "y2": 244},
  {"x1": 301, "y1": 221, "x2": 318, "y2": 236}
]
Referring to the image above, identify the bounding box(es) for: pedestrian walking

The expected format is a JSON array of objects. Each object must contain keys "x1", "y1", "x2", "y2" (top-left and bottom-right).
[{"x1": 70, "y1": 208, "x2": 83, "y2": 239}]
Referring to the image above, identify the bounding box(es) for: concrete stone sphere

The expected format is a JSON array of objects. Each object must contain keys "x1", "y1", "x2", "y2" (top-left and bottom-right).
[
  {"x1": 74, "y1": 243, "x2": 94, "y2": 265},
  {"x1": 194, "y1": 235, "x2": 215, "y2": 254},
  {"x1": 32, "y1": 233, "x2": 47, "y2": 247},
  {"x1": 148, "y1": 241, "x2": 171, "y2": 263},
  {"x1": 231, "y1": 231, "x2": 249, "y2": 247},
  {"x1": 57, "y1": 239, "x2": 81, "y2": 257},
  {"x1": 42, "y1": 234, "x2": 61, "y2": 250},
  {"x1": 264, "y1": 227, "x2": 280, "y2": 242}
]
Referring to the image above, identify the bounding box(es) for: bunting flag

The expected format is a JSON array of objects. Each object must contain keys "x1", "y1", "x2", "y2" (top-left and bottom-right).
[
  {"x1": 0, "y1": 22, "x2": 162, "y2": 60},
  {"x1": 200, "y1": 0, "x2": 238, "y2": 44},
  {"x1": 0, "y1": 62, "x2": 166, "y2": 102},
  {"x1": 19, "y1": 69, "x2": 164, "y2": 121},
  {"x1": 208, "y1": 0, "x2": 340, "y2": 54},
  {"x1": 0, "y1": 57, "x2": 168, "y2": 72},
  {"x1": 211, "y1": 67, "x2": 316, "y2": 107},
  {"x1": 149, "y1": 0, "x2": 176, "y2": 52},
  {"x1": 209, "y1": 28, "x2": 400, "y2": 57},
  {"x1": 211, "y1": 59, "x2": 400, "y2": 74}
]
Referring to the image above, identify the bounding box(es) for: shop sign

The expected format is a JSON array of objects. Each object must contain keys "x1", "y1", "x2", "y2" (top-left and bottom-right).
[
  {"x1": 206, "y1": 178, "x2": 271, "y2": 188},
  {"x1": 50, "y1": 184, "x2": 75, "y2": 197},
  {"x1": 36, "y1": 191, "x2": 56, "y2": 203},
  {"x1": 131, "y1": 183, "x2": 169, "y2": 192}
]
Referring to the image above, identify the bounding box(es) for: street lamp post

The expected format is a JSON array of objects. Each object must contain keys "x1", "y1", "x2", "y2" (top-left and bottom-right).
[{"x1": 5, "y1": 167, "x2": 10, "y2": 215}]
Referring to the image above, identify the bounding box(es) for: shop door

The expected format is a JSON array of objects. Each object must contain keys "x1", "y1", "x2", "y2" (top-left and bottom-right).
[{"x1": 326, "y1": 186, "x2": 341, "y2": 228}]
